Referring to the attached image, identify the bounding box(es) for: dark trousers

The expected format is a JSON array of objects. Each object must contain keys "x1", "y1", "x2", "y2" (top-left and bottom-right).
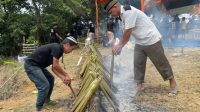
[
  {"x1": 24, "y1": 62, "x2": 54, "y2": 110},
  {"x1": 134, "y1": 40, "x2": 173, "y2": 83}
]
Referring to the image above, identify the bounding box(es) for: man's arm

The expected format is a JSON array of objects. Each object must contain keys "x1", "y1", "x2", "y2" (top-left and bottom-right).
[
  {"x1": 112, "y1": 28, "x2": 133, "y2": 55},
  {"x1": 52, "y1": 57, "x2": 71, "y2": 84},
  {"x1": 119, "y1": 28, "x2": 133, "y2": 46},
  {"x1": 56, "y1": 33, "x2": 63, "y2": 41}
]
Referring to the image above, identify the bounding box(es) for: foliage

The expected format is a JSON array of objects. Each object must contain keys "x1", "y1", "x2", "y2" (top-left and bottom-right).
[
  {"x1": 0, "y1": 13, "x2": 34, "y2": 56},
  {"x1": 0, "y1": 0, "x2": 94, "y2": 56}
]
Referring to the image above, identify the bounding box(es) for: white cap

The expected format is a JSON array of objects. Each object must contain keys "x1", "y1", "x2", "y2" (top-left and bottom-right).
[
  {"x1": 62, "y1": 36, "x2": 78, "y2": 45},
  {"x1": 67, "y1": 36, "x2": 78, "y2": 44}
]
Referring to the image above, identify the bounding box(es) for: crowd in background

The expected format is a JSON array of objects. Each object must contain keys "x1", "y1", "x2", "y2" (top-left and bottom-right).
[
  {"x1": 151, "y1": 14, "x2": 200, "y2": 42},
  {"x1": 49, "y1": 12, "x2": 200, "y2": 48}
]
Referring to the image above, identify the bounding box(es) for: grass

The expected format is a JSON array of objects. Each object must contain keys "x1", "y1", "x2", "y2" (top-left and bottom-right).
[{"x1": 0, "y1": 61, "x2": 27, "y2": 100}]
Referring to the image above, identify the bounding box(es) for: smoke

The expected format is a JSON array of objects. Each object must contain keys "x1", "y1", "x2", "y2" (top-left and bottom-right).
[
  {"x1": 113, "y1": 45, "x2": 138, "y2": 111},
  {"x1": 101, "y1": 1, "x2": 200, "y2": 111},
  {"x1": 103, "y1": 43, "x2": 137, "y2": 111},
  {"x1": 145, "y1": 1, "x2": 200, "y2": 48}
]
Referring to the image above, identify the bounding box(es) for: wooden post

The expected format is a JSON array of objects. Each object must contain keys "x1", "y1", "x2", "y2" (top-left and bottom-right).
[
  {"x1": 110, "y1": 52, "x2": 114, "y2": 87},
  {"x1": 95, "y1": 0, "x2": 100, "y2": 41},
  {"x1": 141, "y1": 0, "x2": 145, "y2": 12}
]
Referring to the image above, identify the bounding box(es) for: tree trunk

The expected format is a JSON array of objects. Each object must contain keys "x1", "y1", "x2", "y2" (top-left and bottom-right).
[{"x1": 32, "y1": 0, "x2": 41, "y2": 44}]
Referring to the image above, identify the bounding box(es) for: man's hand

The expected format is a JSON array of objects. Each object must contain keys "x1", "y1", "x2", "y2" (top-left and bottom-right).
[
  {"x1": 63, "y1": 75, "x2": 71, "y2": 86},
  {"x1": 112, "y1": 28, "x2": 133, "y2": 55},
  {"x1": 112, "y1": 43, "x2": 123, "y2": 55}
]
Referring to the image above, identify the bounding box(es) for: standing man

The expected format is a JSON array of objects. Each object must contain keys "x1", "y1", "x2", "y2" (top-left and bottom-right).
[
  {"x1": 50, "y1": 25, "x2": 63, "y2": 43},
  {"x1": 106, "y1": 18, "x2": 115, "y2": 47},
  {"x1": 24, "y1": 37, "x2": 78, "y2": 111},
  {"x1": 104, "y1": 0, "x2": 177, "y2": 96},
  {"x1": 87, "y1": 20, "x2": 95, "y2": 42}
]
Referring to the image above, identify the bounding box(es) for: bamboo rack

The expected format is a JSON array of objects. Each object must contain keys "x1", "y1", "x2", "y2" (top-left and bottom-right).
[{"x1": 71, "y1": 44, "x2": 119, "y2": 112}]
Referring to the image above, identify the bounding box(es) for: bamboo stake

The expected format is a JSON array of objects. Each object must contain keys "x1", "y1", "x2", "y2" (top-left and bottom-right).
[{"x1": 0, "y1": 65, "x2": 23, "y2": 89}]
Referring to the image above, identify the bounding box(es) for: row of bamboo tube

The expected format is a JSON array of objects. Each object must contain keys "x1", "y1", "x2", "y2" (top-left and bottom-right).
[{"x1": 71, "y1": 45, "x2": 119, "y2": 112}]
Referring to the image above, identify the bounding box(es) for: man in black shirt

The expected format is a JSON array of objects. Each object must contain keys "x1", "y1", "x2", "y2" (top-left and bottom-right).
[{"x1": 24, "y1": 37, "x2": 78, "y2": 111}]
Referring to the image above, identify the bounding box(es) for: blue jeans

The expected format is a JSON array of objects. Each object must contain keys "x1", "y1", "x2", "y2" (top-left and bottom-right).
[{"x1": 24, "y1": 62, "x2": 54, "y2": 110}]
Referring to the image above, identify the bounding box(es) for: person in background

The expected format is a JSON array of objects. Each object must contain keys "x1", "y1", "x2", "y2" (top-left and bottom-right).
[
  {"x1": 113, "y1": 17, "x2": 122, "y2": 39},
  {"x1": 24, "y1": 37, "x2": 78, "y2": 111},
  {"x1": 173, "y1": 14, "x2": 180, "y2": 40},
  {"x1": 105, "y1": 0, "x2": 177, "y2": 96},
  {"x1": 50, "y1": 25, "x2": 63, "y2": 43},
  {"x1": 105, "y1": 18, "x2": 115, "y2": 47},
  {"x1": 180, "y1": 17, "x2": 188, "y2": 39},
  {"x1": 87, "y1": 21, "x2": 95, "y2": 42}
]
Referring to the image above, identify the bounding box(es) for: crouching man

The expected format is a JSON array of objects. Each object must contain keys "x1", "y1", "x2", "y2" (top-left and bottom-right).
[{"x1": 24, "y1": 37, "x2": 78, "y2": 111}]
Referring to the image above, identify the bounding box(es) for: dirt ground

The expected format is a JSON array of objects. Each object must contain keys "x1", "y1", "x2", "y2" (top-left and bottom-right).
[
  {"x1": 0, "y1": 49, "x2": 82, "y2": 112},
  {"x1": 134, "y1": 47, "x2": 200, "y2": 112},
  {"x1": 0, "y1": 46, "x2": 200, "y2": 112}
]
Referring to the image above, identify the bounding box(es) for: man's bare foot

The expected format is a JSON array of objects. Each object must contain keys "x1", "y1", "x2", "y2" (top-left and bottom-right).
[
  {"x1": 168, "y1": 77, "x2": 178, "y2": 96},
  {"x1": 137, "y1": 83, "x2": 145, "y2": 91},
  {"x1": 169, "y1": 77, "x2": 177, "y2": 88},
  {"x1": 168, "y1": 87, "x2": 178, "y2": 97}
]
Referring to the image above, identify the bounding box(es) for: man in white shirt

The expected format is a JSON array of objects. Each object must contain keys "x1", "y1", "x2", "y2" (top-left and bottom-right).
[{"x1": 104, "y1": 0, "x2": 177, "y2": 96}]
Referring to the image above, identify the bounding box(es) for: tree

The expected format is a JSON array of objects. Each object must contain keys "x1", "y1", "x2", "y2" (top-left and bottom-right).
[
  {"x1": 30, "y1": 0, "x2": 91, "y2": 44},
  {"x1": 0, "y1": 0, "x2": 93, "y2": 56},
  {"x1": 0, "y1": 0, "x2": 31, "y2": 56}
]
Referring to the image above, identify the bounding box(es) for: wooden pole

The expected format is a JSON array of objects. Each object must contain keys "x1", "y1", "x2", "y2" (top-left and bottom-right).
[
  {"x1": 95, "y1": 0, "x2": 100, "y2": 41},
  {"x1": 141, "y1": 0, "x2": 145, "y2": 12},
  {"x1": 110, "y1": 52, "x2": 114, "y2": 87}
]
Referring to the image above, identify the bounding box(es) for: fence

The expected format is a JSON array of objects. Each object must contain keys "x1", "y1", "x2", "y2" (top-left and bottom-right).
[{"x1": 22, "y1": 43, "x2": 37, "y2": 55}]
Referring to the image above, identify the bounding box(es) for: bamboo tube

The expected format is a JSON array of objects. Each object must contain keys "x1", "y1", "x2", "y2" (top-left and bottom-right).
[
  {"x1": 74, "y1": 44, "x2": 120, "y2": 111},
  {"x1": 92, "y1": 45, "x2": 102, "y2": 57},
  {"x1": 74, "y1": 77, "x2": 102, "y2": 112},
  {"x1": 81, "y1": 65, "x2": 90, "y2": 79},
  {"x1": 73, "y1": 79, "x2": 93, "y2": 106},
  {"x1": 89, "y1": 69, "x2": 118, "y2": 107},
  {"x1": 89, "y1": 45, "x2": 103, "y2": 58},
  {"x1": 72, "y1": 75, "x2": 93, "y2": 109},
  {"x1": 79, "y1": 56, "x2": 90, "y2": 76},
  {"x1": 96, "y1": 58, "x2": 110, "y2": 74},
  {"x1": 89, "y1": 58, "x2": 118, "y2": 92},
  {"x1": 78, "y1": 69, "x2": 93, "y2": 91},
  {"x1": 72, "y1": 77, "x2": 102, "y2": 112},
  {"x1": 79, "y1": 73, "x2": 93, "y2": 91},
  {"x1": 77, "y1": 74, "x2": 93, "y2": 96},
  {"x1": 90, "y1": 62, "x2": 111, "y2": 85}
]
